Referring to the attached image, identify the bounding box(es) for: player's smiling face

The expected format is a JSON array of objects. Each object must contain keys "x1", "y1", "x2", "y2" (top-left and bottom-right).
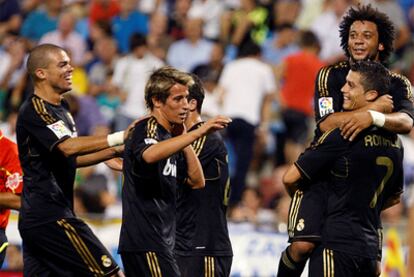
[
  {"x1": 341, "y1": 70, "x2": 369, "y2": 110},
  {"x1": 348, "y1": 21, "x2": 383, "y2": 61},
  {"x1": 44, "y1": 50, "x2": 74, "y2": 94},
  {"x1": 160, "y1": 83, "x2": 189, "y2": 125}
]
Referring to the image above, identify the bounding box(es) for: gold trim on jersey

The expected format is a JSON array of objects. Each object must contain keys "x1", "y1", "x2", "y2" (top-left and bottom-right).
[
  {"x1": 288, "y1": 190, "x2": 304, "y2": 237},
  {"x1": 204, "y1": 256, "x2": 215, "y2": 277},
  {"x1": 390, "y1": 72, "x2": 414, "y2": 101},
  {"x1": 192, "y1": 135, "x2": 207, "y2": 156},
  {"x1": 57, "y1": 219, "x2": 104, "y2": 276},
  {"x1": 318, "y1": 62, "x2": 348, "y2": 98},
  {"x1": 323, "y1": 248, "x2": 334, "y2": 277},
  {"x1": 146, "y1": 252, "x2": 162, "y2": 277},
  {"x1": 0, "y1": 242, "x2": 8, "y2": 253},
  {"x1": 316, "y1": 128, "x2": 336, "y2": 146},
  {"x1": 146, "y1": 117, "x2": 158, "y2": 139},
  {"x1": 32, "y1": 97, "x2": 56, "y2": 125}
]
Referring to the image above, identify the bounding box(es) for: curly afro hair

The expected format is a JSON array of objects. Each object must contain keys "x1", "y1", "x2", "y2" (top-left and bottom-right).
[{"x1": 339, "y1": 4, "x2": 395, "y2": 63}]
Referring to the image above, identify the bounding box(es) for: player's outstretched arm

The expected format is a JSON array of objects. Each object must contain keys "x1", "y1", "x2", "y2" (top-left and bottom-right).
[
  {"x1": 57, "y1": 120, "x2": 137, "y2": 157},
  {"x1": 142, "y1": 116, "x2": 231, "y2": 164},
  {"x1": 76, "y1": 145, "x2": 124, "y2": 167}
]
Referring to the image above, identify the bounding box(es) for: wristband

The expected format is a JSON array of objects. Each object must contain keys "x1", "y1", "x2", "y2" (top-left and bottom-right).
[
  {"x1": 107, "y1": 131, "x2": 124, "y2": 147},
  {"x1": 368, "y1": 110, "x2": 385, "y2": 127}
]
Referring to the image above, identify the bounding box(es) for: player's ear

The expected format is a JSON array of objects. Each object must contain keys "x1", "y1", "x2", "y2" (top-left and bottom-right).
[
  {"x1": 152, "y1": 97, "x2": 162, "y2": 108},
  {"x1": 35, "y1": 68, "x2": 46, "y2": 80},
  {"x1": 378, "y1": 43, "x2": 384, "y2": 51},
  {"x1": 365, "y1": 90, "x2": 378, "y2": 101},
  {"x1": 189, "y1": 99, "x2": 197, "y2": 112}
]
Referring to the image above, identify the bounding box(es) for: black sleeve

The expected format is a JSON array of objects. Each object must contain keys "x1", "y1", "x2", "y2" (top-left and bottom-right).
[
  {"x1": 390, "y1": 73, "x2": 414, "y2": 122},
  {"x1": 21, "y1": 102, "x2": 71, "y2": 152},
  {"x1": 295, "y1": 128, "x2": 347, "y2": 181},
  {"x1": 131, "y1": 121, "x2": 160, "y2": 164}
]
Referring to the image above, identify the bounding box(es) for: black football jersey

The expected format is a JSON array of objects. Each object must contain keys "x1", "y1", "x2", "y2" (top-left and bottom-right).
[
  {"x1": 175, "y1": 122, "x2": 233, "y2": 256},
  {"x1": 16, "y1": 94, "x2": 78, "y2": 229},
  {"x1": 119, "y1": 117, "x2": 187, "y2": 254},
  {"x1": 295, "y1": 127, "x2": 403, "y2": 258}
]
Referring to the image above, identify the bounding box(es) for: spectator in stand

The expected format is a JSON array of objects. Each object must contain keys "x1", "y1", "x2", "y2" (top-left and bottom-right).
[
  {"x1": 0, "y1": 35, "x2": 30, "y2": 116},
  {"x1": 261, "y1": 23, "x2": 300, "y2": 66},
  {"x1": 20, "y1": 0, "x2": 62, "y2": 45},
  {"x1": 89, "y1": 0, "x2": 120, "y2": 24},
  {"x1": 112, "y1": 33, "x2": 164, "y2": 131},
  {"x1": 167, "y1": 17, "x2": 213, "y2": 73},
  {"x1": 220, "y1": 0, "x2": 269, "y2": 47},
  {"x1": 219, "y1": 41, "x2": 276, "y2": 204},
  {"x1": 276, "y1": 30, "x2": 325, "y2": 163},
  {"x1": 39, "y1": 10, "x2": 87, "y2": 67},
  {"x1": 188, "y1": 0, "x2": 225, "y2": 41},
  {"x1": 167, "y1": 0, "x2": 192, "y2": 40},
  {"x1": 111, "y1": 0, "x2": 149, "y2": 54},
  {"x1": 88, "y1": 36, "x2": 119, "y2": 97},
  {"x1": 146, "y1": 12, "x2": 173, "y2": 62},
  {"x1": 0, "y1": 0, "x2": 22, "y2": 38}
]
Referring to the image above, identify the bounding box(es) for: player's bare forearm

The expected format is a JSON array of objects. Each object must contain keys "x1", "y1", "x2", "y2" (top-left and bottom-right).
[
  {"x1": 283, "y1": 164, "x2": 302, "y2": 197},
  {"x1": 76, "y1": 146, "x2": 123, "y2": 167},
  {"x1": 319, "y1": 112, "x2": 352, "y2": 132},
  {"x1": 0, "y1": 192, "x2": 21, "y2": 210},
  {"x1": 383, "y1": 112, "x2": 413, "y2": 134},
  {"x1": 58, "y1": 135, "x2": 110, "y2": 157},
  {"x1": 183, "y1": 145, "x2": 205, "y2": 189}
]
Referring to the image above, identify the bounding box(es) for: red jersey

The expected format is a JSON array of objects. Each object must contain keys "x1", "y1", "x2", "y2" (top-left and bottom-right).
[{"x1": 0, "y1": 130, "x2": 23, "y2": 229}]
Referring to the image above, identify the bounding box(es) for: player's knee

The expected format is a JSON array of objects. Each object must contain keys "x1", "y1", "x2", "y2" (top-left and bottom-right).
[{"x1": 289, "y1": 241, "x2": 316, "y2": 261}]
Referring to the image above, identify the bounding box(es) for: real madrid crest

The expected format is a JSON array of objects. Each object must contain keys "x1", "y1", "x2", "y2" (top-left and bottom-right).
[{"x1": 296, "y1": 219, "x2": 305, "y2": 232}]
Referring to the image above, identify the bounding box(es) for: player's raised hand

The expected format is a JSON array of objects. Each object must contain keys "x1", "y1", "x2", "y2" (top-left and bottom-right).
[
  {"x1": 368, "y1": 94, "x2": 393, "y2": 113},
  {"x1": 340, "y1": 111, "x2": 372, "y2": 141},
  {"x1": 201, "y1": 115, "x2": 232, "y2": 134}
]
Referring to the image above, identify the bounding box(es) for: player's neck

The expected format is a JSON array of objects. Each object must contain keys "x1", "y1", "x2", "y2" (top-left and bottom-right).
[
  {"x1": 184, "y1": 112, "x2": 202, "y2": 130},
  {"x1": 34, "y1": 85, "x2": 62, "y2": 106},
  {"x1": 151, "y1": 110, "x2": 173, "y2": 132}
]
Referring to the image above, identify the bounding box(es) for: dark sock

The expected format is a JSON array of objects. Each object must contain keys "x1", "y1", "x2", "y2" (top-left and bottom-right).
[{"x1": 276, "y1": 247, "x2": 307, "y2": 277}]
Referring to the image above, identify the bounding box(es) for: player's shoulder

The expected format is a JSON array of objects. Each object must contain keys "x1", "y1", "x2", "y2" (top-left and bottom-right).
[
  {"x1": 317, "y1": 61, "x2": 349, "y2": 77},
  {"x1": 314, "y1": 128, "x2": 344, "y2": 146}
]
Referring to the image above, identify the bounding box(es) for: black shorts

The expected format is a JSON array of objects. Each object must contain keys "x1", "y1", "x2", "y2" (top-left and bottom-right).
[
  {"x1": 281, "y1": 109, "x2": 310, "y2": 144},
  {"x1": 176, "y1": 255, "x2": 233, "y2": 277},
  {"x1": 287, "y1": 184, "x2": 327, "y2": 243},
  {"x1": 0, "y1": 229, "x2": 7, "y2": 268},
  {"x1": 120, "y1": 251, "x2": 180, "y2": 277},
  {"x1": 309, "y1": 245, "x2": 377, "y2": 277},
  {"x1": 20, "y1": 217, "x2": 119, "y2": 277}
]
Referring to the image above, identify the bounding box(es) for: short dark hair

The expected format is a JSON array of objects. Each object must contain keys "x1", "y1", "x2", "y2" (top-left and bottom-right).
[
  {"x1": 145, "y1": 66, "x2": 194, "y2": 111},
  {"x1": 188, "y1": 73, "x2": 205, "y2": 114},
  {"x1": 26, "y1": 43, "x2": 66, "y2": 81},
  {"x1": 298, "y1": 30, "x2": 320, "y2": 50},
  {"x1": 129, "y1": 32, "x2": 147, "y2": 51},
  {"x1": 350, "y1": 60, "x2": 391, "y2": 95},
  {"x1": 339, "y1": 4, "x2": 395, "y2": 63}
]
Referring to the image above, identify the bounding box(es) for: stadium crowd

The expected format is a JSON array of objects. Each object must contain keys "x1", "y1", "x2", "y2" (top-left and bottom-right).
[{"x1": 1, "y1": 0, "x2": 414, "y2": 275}]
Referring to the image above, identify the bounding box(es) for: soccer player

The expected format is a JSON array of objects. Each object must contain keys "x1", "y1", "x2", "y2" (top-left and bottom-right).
[
  {"x1": 285, "y1": 60, "x2": 404, "y2": 276},
  {"x1": 16, "y1": 44, "x2": 128, "y2": 276},
  {"x1": 277, "y1": 5, "x2": 414, "y2": 276},
  {"x1": 118, "y1": 66, "x2": 231, "y2": 277},
  {"x1": 175, "y1": 74, "x2": 233, "y2": 277},
  {"x1": 0, "y1": 130, "x2": 22, "y2": 268}
]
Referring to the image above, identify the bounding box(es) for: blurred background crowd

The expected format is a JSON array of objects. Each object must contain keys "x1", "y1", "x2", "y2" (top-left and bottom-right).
[{"x1": 1, "y1": 0, "x2": 414, "y2": 274}]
